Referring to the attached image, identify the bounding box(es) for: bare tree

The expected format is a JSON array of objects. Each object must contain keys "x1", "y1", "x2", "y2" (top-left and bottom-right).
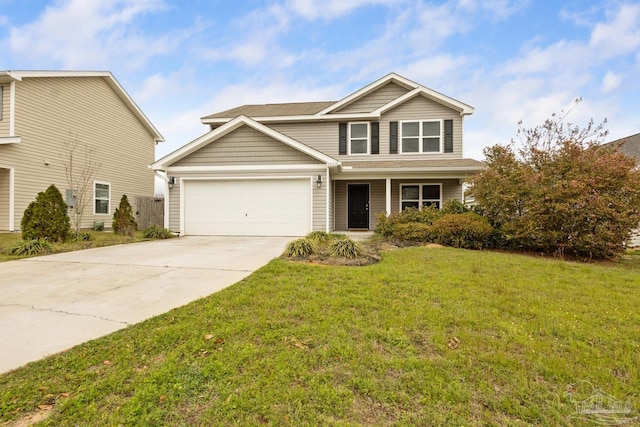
[{"x1": 60, "y1": 134, "x2": 101, "y2": 233}]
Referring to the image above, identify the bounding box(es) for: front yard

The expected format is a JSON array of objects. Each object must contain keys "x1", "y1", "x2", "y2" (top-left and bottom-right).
[{"x1": 1, "y1": 246, "x2": 639, "y2": 425}]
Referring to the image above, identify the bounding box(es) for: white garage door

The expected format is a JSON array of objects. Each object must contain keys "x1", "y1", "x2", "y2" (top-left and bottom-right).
[{"x1": 183, "y1": 178, "x2": 311, "y2": 236}]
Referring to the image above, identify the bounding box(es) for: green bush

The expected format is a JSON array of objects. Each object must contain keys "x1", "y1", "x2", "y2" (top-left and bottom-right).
[
  {"x1": 330, "y1": 238, "x2": 364, "y2": 259},
  {"x1": 441, "y1": 199, "x2": 469, "y2": 215},
  {"x1": 21, "y1": 184, "x2": 71, "y2": 242},
  {"x1": 430, "y1": 212, "x2": 494, "y2": 249},
  {"x1": 392, "y1": 223, "x2": 432, "y2": 242},
  {"x1": 112, "y1": 195, "x2": 137, "y2": 237},
  {"x1": 7, "y1": 239, "x2": 51, "y2": 256},
  {"x1": 70, "y1": 231, "x2": 94, "y2": 242},
  {"x1": 375, "y1": 206, "x2": 443, "y2": 238},
  {"x1": 143, "y1": 225, "x2": 173, "y2": 239},
  {"x1": 306, "y1": 231, "x2": 330, "y2": 245},
  {"x1": 284, "y1": 238, "x2": 315, "y2": 257}
]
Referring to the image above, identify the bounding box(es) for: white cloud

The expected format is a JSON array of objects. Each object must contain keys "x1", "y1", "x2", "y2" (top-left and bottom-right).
[
  {"x1": 457, "y1": 0, "x2": 530, "y2": 21},
  {"x1": 287, "y1": 0, "x2": 402, "y2": 21},
  {"x1": 0, "y1": 15, "x2": 8, "y2": 26},
  {"x1": 590, "y1": 3, "x2": 640, "y2": 57},
  {"x1": 601, "y1": 71, "x2": 622, "y2": 93},
  {"x1": 7, "y1": 0, "x2": 180, "y2": 70}
]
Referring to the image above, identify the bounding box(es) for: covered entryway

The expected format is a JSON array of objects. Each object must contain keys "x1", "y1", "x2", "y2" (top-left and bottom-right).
[{"x1": 183, "y1": 178, "x2": 311, "y2": 236}]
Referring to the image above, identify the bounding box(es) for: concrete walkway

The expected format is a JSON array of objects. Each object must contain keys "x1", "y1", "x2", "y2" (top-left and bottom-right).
[{"x1": 0, "y1": 236, "x2": 291, "y2": 374}]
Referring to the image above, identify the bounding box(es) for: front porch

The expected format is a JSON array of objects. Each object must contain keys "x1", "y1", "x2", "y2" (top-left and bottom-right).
[{"x1": 331, "y1": 178, "x2": 464, "y2": 232}]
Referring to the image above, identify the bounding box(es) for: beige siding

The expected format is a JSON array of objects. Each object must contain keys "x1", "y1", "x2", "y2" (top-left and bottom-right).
[
  {"x1": 272, "y1": 95, "x2": 463, "y2": 161},
  {"x1": 174, "y1": 125, "x2": 321, "y2": 166},
  {"x1": 4, "y1": 77, "x2": 156, "y2": 230},
  {"x1": 166, "y1": 168, "x2": 327, "y2": 234},
  {"x1": 0, "y1": 84, "x2": 9, "y2": 136},
  {"x1": 335, "y1": 82, "x2": 410, "y2": 114},
  {"x1": 0, "y1": 168, "x2": 9, "y2": 230}
]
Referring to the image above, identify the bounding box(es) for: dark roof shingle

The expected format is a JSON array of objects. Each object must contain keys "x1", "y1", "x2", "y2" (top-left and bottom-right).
[{"x1": 203, "y1": 101, "x2": 335, "y2": 119}]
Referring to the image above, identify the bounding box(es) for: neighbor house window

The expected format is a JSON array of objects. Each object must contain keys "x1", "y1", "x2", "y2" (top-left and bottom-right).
[
  {"x1": 400, "y1": 120, "x2": 442, "y2": 153},
  {"x1": 401, "y1": 184, "x2": 442, "y2": 210},
  {"x1": 94, "y1": 182, "x2": 110, "y2": 214},
  {"x1": 349, "y1": 122, "x2": 369, "y2": 155}
]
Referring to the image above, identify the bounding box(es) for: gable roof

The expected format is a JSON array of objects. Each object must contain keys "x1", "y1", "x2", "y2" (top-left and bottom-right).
[
  {"x1": 152, "y1": 115, "x2": 340, "y2": 170},
  {"x1": 606, "y1": 132, "x2": 640, "y2": 161},
  {"x1": 0, "y1": 70, "x2": 164, "y2": 143},
  {"x1": 201, "y1": 72, "x2": 474, "y2": 125}
]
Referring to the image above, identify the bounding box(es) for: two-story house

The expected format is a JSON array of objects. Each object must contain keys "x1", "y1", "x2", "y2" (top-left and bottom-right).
[
  {"x1": 151, "y1": 73, "x2": 484, "y2": 236},
  {"x1": 0, "y1": 71, "x2": 164, "y2": 232}
]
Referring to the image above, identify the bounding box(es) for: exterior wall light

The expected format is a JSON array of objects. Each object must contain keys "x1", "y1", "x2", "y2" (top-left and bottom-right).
[
  {"x1": 168, "y1": 176, "x2": 176, "y2": 189},
  {"x1": 316, "y1": 175, "x2": 322, "y2": 188}
]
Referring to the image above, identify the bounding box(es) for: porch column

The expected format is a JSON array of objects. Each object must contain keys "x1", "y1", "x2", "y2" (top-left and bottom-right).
[
  {"x1": 9, "y1": 168, "x2": 15, "y2": 232},
  {"x1": 385, "y1": 178, "x2": 391, "y2": 216}
]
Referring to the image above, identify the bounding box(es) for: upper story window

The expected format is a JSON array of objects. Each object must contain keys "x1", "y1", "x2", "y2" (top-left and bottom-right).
[
  {"x1": 401, "y1": 120, "x2": 442, "y2": 153},
  {"x1": 349, "y1": 122, "x2": 369, "y2": 155},
  {"x1": 94, "y1": 182, "x2": 111, "y2": 215}
]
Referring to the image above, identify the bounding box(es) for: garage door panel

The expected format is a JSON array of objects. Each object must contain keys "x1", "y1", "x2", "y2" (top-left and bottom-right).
[{"x1": 184, "y1": 179, "x2": 311, "y2": 236}]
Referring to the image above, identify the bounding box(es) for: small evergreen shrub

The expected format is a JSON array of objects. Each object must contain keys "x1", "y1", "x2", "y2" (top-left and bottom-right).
[
  {"x1": 440, "y1": 199, "x2": 469, "y2": 215},
  {"x1": 375, "y1": 206, "x2": 443, "y2": 238},
  {"x1": 112, "y1": 195, "x2": 137, "y2": 237},
  {"x1": 21, "y1": 184, "x2": 71, "y2": 242},
  {"x1": 392, "y1": 223, "x2": 432, "y2": 242},
  {"x1": 330, "y1": 238, "x2": 364, "y2": 259},
  {"x1": 7, "y1": 239, "x2": 51, "y2": 256},
  {"x1": 284, "y1": 238, "x2": 315, "y2": 257},
  {"x1": 143, "y1": 225, "x2": 173, "y2": 239},
  {"x1": 430, "y1": 212, "x2": 494, "y2": 249},
  {"x1": 71, "y1": 231, "x2": 94, "y2": 242}
]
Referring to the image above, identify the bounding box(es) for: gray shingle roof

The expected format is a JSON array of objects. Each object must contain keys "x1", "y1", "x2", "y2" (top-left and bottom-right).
[
  {"x1": 203, "y1": 101, "x2": 335, "y2": 119},
  {"x1": 607, "y1": 132, "x2": 640, "y2": 161}
]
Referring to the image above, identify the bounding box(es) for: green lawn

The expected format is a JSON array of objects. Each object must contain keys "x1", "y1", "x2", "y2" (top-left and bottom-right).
[
  {"x1": 0, "y1": 231, "x2": 153, "y2": 262},
  {"x1": 1, "y1": 246, "x2": 639, "y2": 426}
]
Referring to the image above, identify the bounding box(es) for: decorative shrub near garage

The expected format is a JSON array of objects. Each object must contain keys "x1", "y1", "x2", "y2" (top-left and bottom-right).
[
  {"x1": 143, "y1": 225, "x2": 174, "y2": 239},
  {"x1": 6, "y1": 239, "x2": 51, "y2": 256},
  {"x1": 21, "y1": 184, "x2": 71, "y2": 242},
  {"x1": 283, "y1": 238, "x2": 315, "y2": 258}
]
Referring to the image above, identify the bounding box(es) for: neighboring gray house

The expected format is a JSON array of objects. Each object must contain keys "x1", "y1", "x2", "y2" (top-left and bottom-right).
[
  {"x1": 607, "y1": 132, "x2": 640, "y2": 247},
  {"x1": 0, "y1": 71, "x2": 164, "y2": 232},
  {"x1": 152, "y1": 73, "x2": 484, "y2": 236}
]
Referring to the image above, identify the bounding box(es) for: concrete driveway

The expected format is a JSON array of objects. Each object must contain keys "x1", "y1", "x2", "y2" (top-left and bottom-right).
[{"x1": 0, "y1": 236, "x2": 291, "y2": 374}]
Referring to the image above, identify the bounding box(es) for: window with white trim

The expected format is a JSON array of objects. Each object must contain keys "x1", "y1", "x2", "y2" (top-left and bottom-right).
[
  {"x1": 401, "y1": 184, "x2": 442, "y2": 210},
  {"x1": 400, "y1": 120, "x2": 442, "y2": 153},
  {"x1": 94, "y1": 182, "x2": 110, "y2": 214},
  {"x1": 349, "y1": 122, "x2": 369, "y2": 155}
]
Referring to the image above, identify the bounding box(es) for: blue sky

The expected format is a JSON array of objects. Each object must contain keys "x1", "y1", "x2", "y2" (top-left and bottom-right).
[{"x1": 1, "y1": 0, "x2": 639, "y2": 160}]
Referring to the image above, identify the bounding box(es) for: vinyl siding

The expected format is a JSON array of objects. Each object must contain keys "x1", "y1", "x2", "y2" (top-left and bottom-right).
[
  {"x1": 166, "y1": 168, "x2": 328, "y2": 234},
  {"x1": 0, "y1": 168, "x2": 9, "y2": 230},
  {"x1": 0, "y1": 84, "x2": 9, "y2": 136},
  {"x1": 334, "y1": 82, "x2": 410, "y2": 114},
  {"x1": 271, "y1": 95, "x2": 463, "y2": 161},
  {"x1": 3, "y1": 77, "x2": 156, "y2": 231},
  {"x1": 173, "y1": 125, "x2": 321, "y2": 166}
]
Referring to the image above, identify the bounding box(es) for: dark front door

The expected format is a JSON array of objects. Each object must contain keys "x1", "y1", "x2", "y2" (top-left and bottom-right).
[{"x1": 348, "y1": 184, "x2": 369, "y2": 229}]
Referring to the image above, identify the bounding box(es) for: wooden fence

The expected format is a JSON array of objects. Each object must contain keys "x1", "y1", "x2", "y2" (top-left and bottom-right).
[{"x1": 135, "y1": 196, "x2": 164, "y2": 229}]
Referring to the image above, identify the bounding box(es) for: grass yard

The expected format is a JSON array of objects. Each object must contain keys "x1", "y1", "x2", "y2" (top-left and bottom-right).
[
  {"x1": 1, "y1": 246, "x2": 639, "y2": 426},
  {"x1": 0, "y1": 231, "x2": 153, "y2": 262}
]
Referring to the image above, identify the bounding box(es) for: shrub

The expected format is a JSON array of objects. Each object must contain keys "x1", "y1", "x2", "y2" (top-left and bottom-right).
[
  {"x1": 441, "y1": 199, "x2": 469, "y2": 215},
  {"x1": 70, "y1": 231, "x2": 94, "y2": 242},
  {"x1": 392, "y1": 223, "x2": 432, "y2": 242},
  {"x1": 112, "y1": 195, "x2": 137, "y2": 237},
  {"x1": 330, "y1": 238, "x2": 364, "y2": 259},
  {"x1": 430, "y1": 212, "x2": 494, "y2": 249},
  {"x1": 306, "y1": 231, "x2": 330, "y2": 245},
  {"x1": 375, "y1": 206, "x2": 443, "y2": 238},
  {"x1": 284, "y1": 238, "x2": 315, "y2": 257},
  {"x1": 7, "y1": 239, "x2": 51, "y2": 256},
  {"x1": 21, "y1": 184, "x2": 71, "y2": 242},
  {"x1": 143, "y1": 225, "x2": 173, "y2": 239}
]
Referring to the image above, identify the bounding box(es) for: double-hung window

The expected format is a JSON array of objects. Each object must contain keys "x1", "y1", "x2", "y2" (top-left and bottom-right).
[
  {"x1": 349, "y1": 122, "x2": 369, "y2": 155},
  {"x1": 401, "y1": 120, "x2": 442, "y2": 153},
  {"x1": 94, "y1": 182, "x2": 110, "y2": 215},
  {"x1": 401, "y1": 184, "x2": 442, "y2": 210}
]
